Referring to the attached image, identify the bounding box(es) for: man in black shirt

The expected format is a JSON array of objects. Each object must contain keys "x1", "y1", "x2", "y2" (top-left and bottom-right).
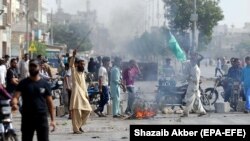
[
  {"x1": 6, "y1": 58, "x2": 19, "y2": 95},
  {"x1": 11, "y1": 59, "x2": 55, "y2": 141}
]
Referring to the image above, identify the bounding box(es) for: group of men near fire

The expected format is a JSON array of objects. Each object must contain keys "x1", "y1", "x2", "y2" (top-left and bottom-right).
[
  {"x1": 0, "y1": 50, "x2": 250, "y2": 140},
  {"x1": 0, "y1": 49, "x2": 141, "y2": 140}
]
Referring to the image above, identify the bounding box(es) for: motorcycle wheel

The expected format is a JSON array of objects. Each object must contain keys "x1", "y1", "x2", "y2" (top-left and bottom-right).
[
  {"x1": 231, "y1": 93, "x2": 239, "y2": 112},
  {"x1": 204, "y1": 88, "x2": 219, "y2": 105},
  {"x1": 5, "y1": 129, "x2": 18, "y2": 141},
  {"x1": 5, "y1": 135, "x2": 18, "y2": 141},
  {"x1": 200, "y1": 94, "x2": 211, "y2": 111}
]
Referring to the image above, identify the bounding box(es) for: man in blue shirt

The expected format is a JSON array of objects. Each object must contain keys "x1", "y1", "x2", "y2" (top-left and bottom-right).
[
  {"x1": 224, "y1": 58, "x2": 242, "y2": 102},
  {"x1": 242, "y1": 56, "x2": 250, "y2": 113}
]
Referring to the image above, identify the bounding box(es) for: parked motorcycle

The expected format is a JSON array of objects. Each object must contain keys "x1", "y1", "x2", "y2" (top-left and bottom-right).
[
  {"x1": 156, "y1": 78, "x2": 210, "y2": 111},
  {"x1": 204, "y1": 76, "x2": 225, "y2": 105},
  {"x1": 87, "y1": 83, "x2": 100, "y2": 107},
  {"x1": 0, "y1": 100, "x2": 18, "y2": 141},
  {"x1": 49, "y1": 77, "x2": 64, "y2": 105}
]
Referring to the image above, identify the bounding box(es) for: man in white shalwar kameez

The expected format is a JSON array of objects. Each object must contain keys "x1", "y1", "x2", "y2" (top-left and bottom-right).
[
  {"x1": 69, "y1": 49, "x2": 92, "y2": 134},
  {"x1": 182, "y1": 53, "x2": 206, "y2": 117}
]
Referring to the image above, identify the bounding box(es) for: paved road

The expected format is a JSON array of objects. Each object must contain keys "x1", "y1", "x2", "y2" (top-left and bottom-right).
[
  {"x1": 12, "y1": 111, "x2": 250, "y2": 141},
  {"x1": 12, "y1": 64, "x2": 247, "y2": 141}
]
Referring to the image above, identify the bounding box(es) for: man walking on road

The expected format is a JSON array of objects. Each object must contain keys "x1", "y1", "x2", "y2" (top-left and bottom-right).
[
  {"x1": 11, "y1": 59, "x2": 55, "y2": 141},
  {"x1": 181, "y1": 53, "x2": 206, "y2": 117},
  {"x1": 69, "y1": 49, "x2": 92, "y2": 134},
  {"x1": 94, "y1": 57, "x2": 110, "y2": 117}
]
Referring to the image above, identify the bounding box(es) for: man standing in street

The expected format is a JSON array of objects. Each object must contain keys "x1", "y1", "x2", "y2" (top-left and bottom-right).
[
  {"x1": 181, "y1": 53, "x2": 206, "y2": 117},
  {"x1": 123, "y1": 60, "x2": 141, "y2": 115},
  {"x1": 6, "y1": 58, "x2": 19, "y2": 95},
  {"x1": 110, "y1": 57, "x2": 124, "y2": 118},
  {"x1": 242, "y1": 56, "x2": 250, "y2": 113},
  {"x1": 94, "y1": 57, "x2": 110, "y2": 117},
  {"x1": 11, "y1": 59, "x2": 55, "y2": 141},
  {"x1": 69, "y1": 49, "x2": 92, "y2": 134},
  {"x1": 19, "y1": 53, "x2": 30, "y2": 80}
]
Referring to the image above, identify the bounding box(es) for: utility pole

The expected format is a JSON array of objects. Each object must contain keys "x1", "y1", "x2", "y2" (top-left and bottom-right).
[
  {"x1": 190, "y1": 0, "x2": 198, "y2": 53},
  {"x1": 25, "y1": 0, "x2": 29, "y2": 52},
  {"x1": 50, "y1": 9, "x2": 54, "y2": 45},
  {"x1": 156, "y1": 0, "x2": 160, "y2": 27}
]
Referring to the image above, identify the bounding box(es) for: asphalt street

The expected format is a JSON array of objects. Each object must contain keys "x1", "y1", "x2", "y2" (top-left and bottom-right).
[{"x1": 11, "y1": 64, "x2": 250, "y2": 141}]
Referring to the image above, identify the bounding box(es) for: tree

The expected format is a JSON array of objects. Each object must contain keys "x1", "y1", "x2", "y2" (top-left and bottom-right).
[
  {"x1": 32, "y1": 41, "x2": 47, "y2": 57},
  {"x1": 163, "y1": 0, "x2": 224, "y2": 49},
  {"x1": 52, "y1": 22, "x2": 92, "y2": 51}
]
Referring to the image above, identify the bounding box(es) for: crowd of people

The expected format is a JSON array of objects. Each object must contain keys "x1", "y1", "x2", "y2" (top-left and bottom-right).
[
  {"x1": 216, "y1": 56, "x2": 250, "y2": 113},
  {"x1": 1, "y1": 50, "x2": 250, "y2": 140},
  {"x1": 0, "y1": 50, "x2": 141, "y2": 140}
]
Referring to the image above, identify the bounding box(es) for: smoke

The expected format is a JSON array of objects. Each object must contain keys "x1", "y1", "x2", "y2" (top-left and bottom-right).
[{"x1": 107, "y1": 1, "x2": 146, "y2": 48}]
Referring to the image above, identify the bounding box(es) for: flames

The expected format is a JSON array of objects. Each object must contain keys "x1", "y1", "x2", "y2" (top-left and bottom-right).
[{"x1": 134, "y1": 107, "x2": 156, "y2": 119}]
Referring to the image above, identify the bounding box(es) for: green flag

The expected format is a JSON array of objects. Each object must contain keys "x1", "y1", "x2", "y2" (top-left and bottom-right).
[{"x1": 168, "y1": 32, "x2": 187, "y2": 62}]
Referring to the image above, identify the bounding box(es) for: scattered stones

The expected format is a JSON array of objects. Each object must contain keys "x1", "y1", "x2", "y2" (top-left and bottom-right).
[
  {"x1": 161, "y1": 106, "x2": 184, "y2": 114},
  {"x1": 162, "y1": 107, "x2": 174, "y2": 114},
  {"x1": 175, "y1": 109, "x2": 183, "y2": 114}
]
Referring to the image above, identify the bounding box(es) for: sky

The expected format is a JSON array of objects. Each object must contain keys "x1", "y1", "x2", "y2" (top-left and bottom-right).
[
  {"x1": 43, "y1": 0, "x2": 250, "y2": 28},
  {"x1": 219, "y1": 0, "x2": 250, "y2": 28}
]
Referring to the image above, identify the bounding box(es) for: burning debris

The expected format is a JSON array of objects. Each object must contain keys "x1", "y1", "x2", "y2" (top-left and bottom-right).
[
  {"x1": 133, "y1": 107, "x2": 157, "y2": 119},
  {"x1": 127, "y1": 98, "x2": 157, "y2": 120}
]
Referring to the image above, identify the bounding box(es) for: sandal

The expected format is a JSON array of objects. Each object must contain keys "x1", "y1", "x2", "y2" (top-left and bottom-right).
[
  {"x1": 79, "y1": 127, "x2": 84, "y2": 133},
  {"x1": 73, "y1": 131, "x2": 82, "y2": 134}
]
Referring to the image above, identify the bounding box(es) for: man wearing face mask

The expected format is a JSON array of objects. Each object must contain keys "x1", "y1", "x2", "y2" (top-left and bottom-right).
[
  {"x1": 69, "y1": 49, "x2": 92, "y2": 134},
  {"x1": 11, "y1": 59, "x2": 55, "y2": 141}
]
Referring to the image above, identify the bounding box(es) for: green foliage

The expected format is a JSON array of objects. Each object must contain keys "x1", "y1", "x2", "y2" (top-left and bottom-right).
[
  {"x1": 33, "y1": 41, "x2": 46, "y2": 57},
  {"x1": 163, "y1": 0, "x2": 224, "y2": 48},
  {"x1": 52, "y1": 22, "x2": 92, "y2": 51}
]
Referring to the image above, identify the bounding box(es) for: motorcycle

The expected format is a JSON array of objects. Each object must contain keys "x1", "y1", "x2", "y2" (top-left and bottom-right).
[
  {"x1": 87, "y1": 83, "x2": 100, "y2": 107},
  {"x1": 204, "y1": 76, "x2": 225, "y2": 105},
  {"x1": 155, "y1": 78, "x2": 210, "y2": 111},
  {"x1": 219, "y1": 77, "x2": 242, "y2": 111},
  {"x1": 0, "y1": 100, "x2": 18, "y2": 141},
  {"x1": 49, "y1": 77, "x2": 64, "y2": 105},
  {"x1": 229, "y1": 80, "x2": 242, "y2": 111}
]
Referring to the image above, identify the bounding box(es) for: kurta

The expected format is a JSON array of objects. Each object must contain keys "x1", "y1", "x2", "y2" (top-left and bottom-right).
[
  {"x1": 184, "y1": 64, "x2": 206, "y2": 115},
  {"x1": 69, "y1": 57, "x2": 92, "y2": 133},
  {"x1": 110, "y1": 66, "x2": 121, "y2": 115},
  {"x1": 69, "y1": 58, "x2": 92, "y2": 111}
]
